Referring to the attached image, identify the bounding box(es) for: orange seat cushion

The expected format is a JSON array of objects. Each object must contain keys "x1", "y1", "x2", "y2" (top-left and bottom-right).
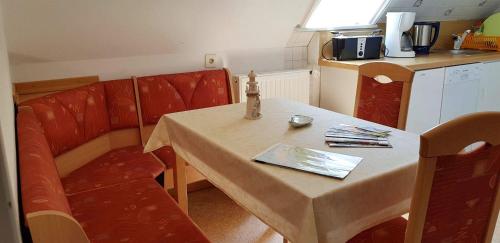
[
  {"x1": 68, "y1": 179, "x2": 210, "y2": 243},
  {"x1": 347, "y1": 217, "x2": 407, "y2": 243},
  {"x1": 152, "y1": 146, "x2": 176, "y2": 168},
  {"x1": 62, "y1": 145, "x2": 164, "y2": 195}
]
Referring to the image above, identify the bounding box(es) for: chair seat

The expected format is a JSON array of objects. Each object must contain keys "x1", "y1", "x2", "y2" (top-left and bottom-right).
[
  {"x1": 68, "y1": 179, "x2": 210, "y2": 243},
  {"x1": 62, "y1": 145, "x2": 165, "y2": 194},
  {"x1": 347, "y1": 217, "x2": 407, "y2": 243},
  {"x1": 152, "y1": 146, "x2": 175, "y2": 168}
]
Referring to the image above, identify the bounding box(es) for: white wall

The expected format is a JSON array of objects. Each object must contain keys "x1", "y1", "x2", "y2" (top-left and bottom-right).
[
  {"x1": 307, "y1": 32, "x2": 320, "y2": 106},
  {"x1": 3, "y1": 0, "x2": 317, "y2": 81},
  {"x1": 3, "y1": 0, "x2": 313, "y2": 63},
  {"x1": 11, "y1": 47, "x2": 289, "y2": 82},
  {"x1": 0, "y1": 2, "x2": 21, "y2": 242}
]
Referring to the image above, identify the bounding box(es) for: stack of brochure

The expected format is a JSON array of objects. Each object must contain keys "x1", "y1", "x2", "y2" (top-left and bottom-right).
[{"x1": 325, "y1": 124, "x2": 392, "y2": 148}]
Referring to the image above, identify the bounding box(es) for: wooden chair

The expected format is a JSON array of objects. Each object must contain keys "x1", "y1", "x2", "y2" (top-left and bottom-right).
[
  {"x1": 354, "y1": 62, "x2": 415, "y2": 129},
  {"x1": 348, "y1": 111, "x2": 500, "y2": 243}
]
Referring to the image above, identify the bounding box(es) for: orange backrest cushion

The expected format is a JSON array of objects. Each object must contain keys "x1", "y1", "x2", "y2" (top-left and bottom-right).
[
  {"x1": 17, "y1": 108, "x2": 72, "y2": 216},
  {"x1": 137, "y1": 69, "x2": 231, "y2": 125},
  {"x1": 356, "y1": 76, "x2": 404, "y2": 128},
  {"x1": 22, "y1": 83, "x2": 110, "y2": 156},
  {"x1": 422, "y1": 144, "x2": 500, "y2": 242},
  {"x1": 103, "y1": 79, "x2": 139, "y2": 130}
]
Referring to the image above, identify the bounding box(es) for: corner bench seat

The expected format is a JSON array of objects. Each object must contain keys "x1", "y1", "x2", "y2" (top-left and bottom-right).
[
  {"x1": 18, "y1": 107, "x2": 210, "y2": 243},
  {"x1": 62, "y1": 145, "x2": 165, "y2": 195},
  {"x1": 17, "y1": 69, "x2": 233, "y2": 242},
  {"x1": 68, "y1": 178, "x2": 209, "y2": 243}
]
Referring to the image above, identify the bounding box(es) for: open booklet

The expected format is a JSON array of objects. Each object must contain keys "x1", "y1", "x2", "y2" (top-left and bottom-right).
[{"x1": 252, "y1": 143, "x2": 363, "y2": 179}]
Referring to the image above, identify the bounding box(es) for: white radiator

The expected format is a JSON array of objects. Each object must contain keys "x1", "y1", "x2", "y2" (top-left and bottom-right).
[{"x1": 236, "y1": 69, "x2": 311, "y2": 104}]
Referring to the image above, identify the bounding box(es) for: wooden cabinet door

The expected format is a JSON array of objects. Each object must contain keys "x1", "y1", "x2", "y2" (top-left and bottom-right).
[
  {"x1": 319, "y1": 66, "x2": 358, "y2": 115},
  {"x1": 478, "y1": 61, "x2": 500, "y2": 112},
  {"x1": 406, "y1": 68, "x2": 445, "y2": 134}
]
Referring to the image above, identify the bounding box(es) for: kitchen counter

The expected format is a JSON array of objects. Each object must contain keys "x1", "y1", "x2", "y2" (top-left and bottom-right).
[{"x1": 319, "y1": 50, "x2": 500, "y2": 71}]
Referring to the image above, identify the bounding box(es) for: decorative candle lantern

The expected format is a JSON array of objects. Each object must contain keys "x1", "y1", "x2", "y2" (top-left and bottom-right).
[{"x1": 245, "y1": 70, "x2": 262, "y2": 120}]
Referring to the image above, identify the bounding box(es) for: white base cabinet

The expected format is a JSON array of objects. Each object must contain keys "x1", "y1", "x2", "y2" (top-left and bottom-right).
[
  {"x1": 479, "y1": 61, "x2": 500, "y2": 112},
  {"x1": 320, "y1": 60, "x2": 500, "y2": 135},
  {"x1": 440, "y1": 63, "x2": 482, "y2": 124}
]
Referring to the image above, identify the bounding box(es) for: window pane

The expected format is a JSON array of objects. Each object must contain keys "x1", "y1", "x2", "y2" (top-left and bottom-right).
[{"x1": 305, "y1": 0, "x2": 389, "y2": 29}]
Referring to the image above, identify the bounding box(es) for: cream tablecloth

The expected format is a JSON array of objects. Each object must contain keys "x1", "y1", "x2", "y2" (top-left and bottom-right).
[{"x1": 144, "y1": 99, "x2": 420, "y2": 243}]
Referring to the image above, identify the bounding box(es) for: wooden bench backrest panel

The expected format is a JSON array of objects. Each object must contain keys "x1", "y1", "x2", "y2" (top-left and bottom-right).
[
  {"x1": 14, "y1": 76, "x2": 99, "y2": 104},
  {"x1": 54, "y1": 128, "x2": 141, "y2": 177}
]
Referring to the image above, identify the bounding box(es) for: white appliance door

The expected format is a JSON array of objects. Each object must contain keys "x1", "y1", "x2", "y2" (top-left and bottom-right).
[
  {"x1": 406, "y1": 68, "x2": 445, "y2": 134},
  {"x1": 440, "y1": 64, "x2": 482, "y2": 123}
]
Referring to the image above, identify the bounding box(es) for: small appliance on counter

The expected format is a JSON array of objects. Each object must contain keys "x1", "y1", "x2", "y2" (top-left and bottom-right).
[
  {"x1": 412, "y1": 22, "x2": 440, "y2": 54},
  {"x1": 481, "y1": 12, "x2": 500, "y2": 36},
  {"x1": 385, "y1": 12, "x2": 416, "y2": 58},
  {"x1": 330, "y1": 29, "x2": 383, "y2": 61}
]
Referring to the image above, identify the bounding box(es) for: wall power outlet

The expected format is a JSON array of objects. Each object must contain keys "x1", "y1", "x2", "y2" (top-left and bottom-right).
[{"x1": 205, "y1": 54, "x2": 217, "y2": 68}]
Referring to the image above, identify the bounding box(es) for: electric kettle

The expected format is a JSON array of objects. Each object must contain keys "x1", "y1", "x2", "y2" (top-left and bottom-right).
[{"x1": 412, "y1": 22, "x2": 440, "y2": 54}]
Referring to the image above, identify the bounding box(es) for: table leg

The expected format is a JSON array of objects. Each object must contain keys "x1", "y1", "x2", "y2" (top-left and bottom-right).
[{"x1": 173, "y1": 154, "x2": 188, "y2": 213}]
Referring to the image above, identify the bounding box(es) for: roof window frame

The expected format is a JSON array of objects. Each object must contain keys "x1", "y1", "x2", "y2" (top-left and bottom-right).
[{"x1": 299, "y1": 0, "x2": 393, "y2": 31}]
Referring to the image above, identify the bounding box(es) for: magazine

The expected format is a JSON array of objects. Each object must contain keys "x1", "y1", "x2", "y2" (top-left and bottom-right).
[
  {"x1": 252, "y1": 143, "x2": 363, "y2": 179},
  {"x1": 325, "y1": 124, "x2": 392, "y2": 148}
]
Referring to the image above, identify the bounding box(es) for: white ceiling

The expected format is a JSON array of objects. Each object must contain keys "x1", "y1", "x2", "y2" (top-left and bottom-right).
[
  {"x1": 2, "y1": 0, "x2": 500, "y2": 65},
  {"x1": 2, "y1": 0, "x2": 314, "y2": 63}
]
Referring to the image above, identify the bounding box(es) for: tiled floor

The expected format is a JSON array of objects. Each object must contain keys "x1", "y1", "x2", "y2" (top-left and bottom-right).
[{"x1": 189, "y1": 187, "x2": 500, "y2": 243}]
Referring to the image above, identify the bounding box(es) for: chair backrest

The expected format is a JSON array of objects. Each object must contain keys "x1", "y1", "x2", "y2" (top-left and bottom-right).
[
  {"x1": 354, "y1": 62, "x2": 415, "y2": 129},
  {"x1": 405, "y1": 112, "x2": 500, "y2": 243}
]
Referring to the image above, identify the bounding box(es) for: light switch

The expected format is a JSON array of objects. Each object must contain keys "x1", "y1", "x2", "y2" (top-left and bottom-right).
[{"x1": 205, "y1": 54, "x2": 217, "y2": 68}]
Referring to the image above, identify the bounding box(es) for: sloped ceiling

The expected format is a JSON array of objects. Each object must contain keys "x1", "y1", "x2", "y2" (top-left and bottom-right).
[
  {"x1": 2, "y1": 0, "x2": 314, "y2": 63},
  {"x1": 3, "y1": 0, "x2": 500, "y2": 66},
  {"x1": 384, "y1": 0, "x2": 500, "y2": 22}
]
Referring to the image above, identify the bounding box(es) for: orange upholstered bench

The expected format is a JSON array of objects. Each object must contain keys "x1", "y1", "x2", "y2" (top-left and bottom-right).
[
  {"x1": 16, "y1": 69, "x2": 234, "y2": 242},
  {"x1": 20, "y1": 80, "x2": 166, "y2": 193},
  {"x1": 18, "y1": 107, "x2": 209, "y2": 243}
]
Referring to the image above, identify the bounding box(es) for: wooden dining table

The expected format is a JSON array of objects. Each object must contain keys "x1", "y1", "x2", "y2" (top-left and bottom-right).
[{"x1": 144, "y1": 98, "x2": 420, "y2": 243}]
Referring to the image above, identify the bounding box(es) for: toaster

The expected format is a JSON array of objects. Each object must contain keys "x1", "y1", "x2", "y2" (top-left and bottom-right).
[{"x1": 331, "y1": 31, "x2": 383, "y2": 61}]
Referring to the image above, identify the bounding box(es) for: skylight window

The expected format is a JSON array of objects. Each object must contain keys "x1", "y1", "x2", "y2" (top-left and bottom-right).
[{"x1": 303, "y1": 0, "x2": 392, "y2": 30}]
